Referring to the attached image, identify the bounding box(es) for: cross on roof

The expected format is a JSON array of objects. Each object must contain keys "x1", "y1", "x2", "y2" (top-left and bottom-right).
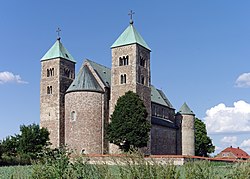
[
  {"x1": 128, "y1": 10, "x2": 135, "y2": 24},
  {"x1": 56, "y1": 27, "x2": 61, "y2": 40}
]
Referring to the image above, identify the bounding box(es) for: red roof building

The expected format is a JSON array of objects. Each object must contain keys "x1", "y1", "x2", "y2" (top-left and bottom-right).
[{"x1": 216, "y1": 146, "x2": 250, "y2": 160}]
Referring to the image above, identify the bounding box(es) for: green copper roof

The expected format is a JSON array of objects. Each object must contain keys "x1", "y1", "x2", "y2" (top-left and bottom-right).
[
  {"x1": 66, "y1": 64, "x2": 103, "y2": 93},
  {"x1": 179, "y1": 102, "x2": 195, "y2": 115},
  {"x1": 151, "y1": 85, "x2": 174, "y2": 108},
  {"x1": 41, "y1": 39, "x2": 76, "y2": 63},
  {"x1": 111, "y1": 23, "x2": 151, "y2": 51},
  {"x1": 69, "y1": 59, "x2": 173, "y2": 108},
  {"x1": 86, "y1": 59, "x2": 111, "y2": 88},
  {"x1": 157, "y1": 89, "x2": 174, "y2": 108}
]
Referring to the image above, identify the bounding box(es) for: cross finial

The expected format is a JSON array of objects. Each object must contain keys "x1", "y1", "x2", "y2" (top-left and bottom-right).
[
  {"x1": 128, "y1": 10, "x2": 135, "y2": 24},
  {"x1": 56, "y1": 27, "x2": 61, "y2": 40}
]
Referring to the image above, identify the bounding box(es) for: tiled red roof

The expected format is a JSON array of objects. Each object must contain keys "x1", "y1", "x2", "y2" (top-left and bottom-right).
[{"x1": 222, "y1": 147, "x2": 249, "y2": 159}]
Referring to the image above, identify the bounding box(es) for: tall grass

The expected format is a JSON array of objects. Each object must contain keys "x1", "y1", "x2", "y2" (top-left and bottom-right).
[
  {"x1": 0, "y1": 148, "x2": 249, "y2": 179},
  {"x1": 0, "y1": 165, "x2": 32, "y2": 178}
]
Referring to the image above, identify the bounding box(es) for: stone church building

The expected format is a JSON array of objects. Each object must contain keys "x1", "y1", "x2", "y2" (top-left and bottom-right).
[{"x1": 40, "y1": 19, "x2": 195, "y2": 155}]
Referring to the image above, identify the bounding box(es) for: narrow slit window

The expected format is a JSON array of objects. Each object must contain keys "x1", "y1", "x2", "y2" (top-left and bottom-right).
[{"x1": 71, "y1": 111, "x2": 76, "y2": 121}]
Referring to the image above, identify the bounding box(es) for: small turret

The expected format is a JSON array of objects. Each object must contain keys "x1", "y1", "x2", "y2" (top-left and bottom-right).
[{"x1": 177, "y1": 102, "x2": 195, "y2": 156}]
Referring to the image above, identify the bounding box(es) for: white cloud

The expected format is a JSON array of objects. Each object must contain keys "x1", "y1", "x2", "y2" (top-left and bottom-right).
[
  {"x1": 240, "y1": 139, "x2": 250, "y2": 153},
  {"x1": 0, "y1": 71, "x2": 28, "y2": 84},
  {"x1": 235, "y1": 73, "x2": 250, "y2": 88},
  {"x1": 221, "y1": 136, "x2": 237, "y2": 145},
  {"x1": 215, "y1": 146, "x2": 222, "y2": 151},
  {"x1": 205, "y1": 101, "x2": 250, "y2": 133},
  {"x1": 240, "y1": 139, "x2": 250, "y2": 148}
]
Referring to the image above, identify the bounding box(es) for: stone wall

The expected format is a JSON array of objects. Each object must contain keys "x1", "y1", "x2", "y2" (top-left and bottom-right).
[
  {"x1": 110, "y1": 44, "x2": 151, "y2": 154},
  {"x1": 40, "y1": 58, "x2": 75, "y2": 148},
  {"x1": 151, "y1": 124, "x2": 178, "y2": 155},
  {"x1": 65, "y1": 91, "x2": 104, "y2": 154},
  {"x1": 181, "y1": 114, "x2": 195, "y2": 156}
]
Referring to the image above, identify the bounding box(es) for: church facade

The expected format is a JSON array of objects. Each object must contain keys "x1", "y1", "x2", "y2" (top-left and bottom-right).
[{"x1": 40, "y1": 19, "x2": 195, "y2": 155}]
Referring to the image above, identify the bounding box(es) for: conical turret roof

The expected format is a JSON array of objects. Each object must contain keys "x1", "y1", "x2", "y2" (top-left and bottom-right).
[
  {"x1": 111, "y1": 23, "x2": 151, "y2": 51},
  {"x1": 179, "y1": 102, "x2": 195, "y2": 115},
  {"x1": 66, "y1": 64, "x2": 103, "y2": 93},
  {"x1": 41, "y1": 39, "x2": 76, "y2": 63}
]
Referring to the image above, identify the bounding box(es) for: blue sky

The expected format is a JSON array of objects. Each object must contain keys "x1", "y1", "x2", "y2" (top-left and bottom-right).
[{"x1": 0, "y1": 0, "x2": 250, "y2": 155}]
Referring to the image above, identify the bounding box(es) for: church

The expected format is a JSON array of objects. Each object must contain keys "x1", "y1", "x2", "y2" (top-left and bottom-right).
[{"x1": 40, "y1": 16, "x2": 195, "y2": 156}]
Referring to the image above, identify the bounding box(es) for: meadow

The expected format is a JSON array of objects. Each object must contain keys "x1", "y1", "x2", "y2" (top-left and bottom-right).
[{"x1": 0, "y1": 155, "x2": 249, "y2": 179}]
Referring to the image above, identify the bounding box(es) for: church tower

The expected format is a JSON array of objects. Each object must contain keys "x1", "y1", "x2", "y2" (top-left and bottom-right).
[
  {"x1": 110, "y1": 15, "x2": 151, "y2": 153},
  {"x1": 40, "y1": 37, "x2": 76, "y2": 148}
]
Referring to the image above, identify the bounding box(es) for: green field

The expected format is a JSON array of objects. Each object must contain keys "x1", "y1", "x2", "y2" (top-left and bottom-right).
[{"x1": 0, "y1": 161, "x2": 249, "y2": 179}]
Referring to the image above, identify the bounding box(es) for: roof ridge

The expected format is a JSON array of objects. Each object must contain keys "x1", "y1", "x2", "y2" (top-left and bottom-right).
[
  {"x1": 86, "y1": 59, "x2": 111, "y2": 70},
  {"x1": 66, "y1": 63, "x2": 103, "y2": 93}
]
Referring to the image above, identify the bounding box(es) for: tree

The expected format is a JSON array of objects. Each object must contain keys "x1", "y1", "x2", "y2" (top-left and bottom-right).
[
  {"x1": 195, "y1": 118, "x2": 215, "y2": 157},
  {"x1": 0, "y1": 136, "x2": 18, "y2": 157},
  {"x1": 1, "y1": 124, "x2": 50, "y2": 159},
  {"x1": 107, "y1": 91, "x2": 150, "y2": 152},
  {"x1": 0, "y1": 142, "x2": 3, "y2": 159},
  {"x1": 17, "y1": 124, "x2": 50, "y2": 158}
]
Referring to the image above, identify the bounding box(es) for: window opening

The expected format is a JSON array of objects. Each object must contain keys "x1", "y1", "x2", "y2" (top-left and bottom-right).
[
  {"x1": 141, "y1": 75, "x2": 145, "y2": 85},
  {"x1": 47, "y1": 86, "x2": 52, "y2": 94},
  {"x1": 119, "y1": 55, "x2": 129, "y2": 66},
  {"x1": 139, "y1": 56, "x2": 146, "y2": 67},
  {"x1": 120, "y1": 74, "x2": 127, "y2": 84},
  {"x1": 71, "y1": 111, "x2": 76, "y2": 121}
]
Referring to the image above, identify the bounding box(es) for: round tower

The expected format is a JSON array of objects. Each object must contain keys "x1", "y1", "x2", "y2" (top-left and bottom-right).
[
  {"x1": 178, "y1": 102, "x2": 195, "y2": 156},
  {"x1": 65, "y1": 63, "x2": 104, "y2": 154}
]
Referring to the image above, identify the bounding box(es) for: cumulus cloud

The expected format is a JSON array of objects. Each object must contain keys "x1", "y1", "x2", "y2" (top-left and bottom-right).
[
  {"x1": 240, "y1": 139, "x2": 250, "y2": 148},
  {"x1": 235, "y1": 73, "x2": 250, "y2": 88},
  {"x1": 240, "y1": 139, "x2": 250, "y2": 153},
  {"x1": 205, "y1": 101, "x2": 250, "y2": 133},
  {"x1": 0, "y1": 71, "x2": 28, "y2": 84},
  {"x1": 215, "y1": 146, "x2": 222, "y2": 152},
  {"x1": 221, "y1": 136, "x2": 237, "y2": 145}
]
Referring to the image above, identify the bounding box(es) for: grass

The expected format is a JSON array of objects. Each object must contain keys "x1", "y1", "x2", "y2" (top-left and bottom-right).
[
  {"x1": 0, "y1": 165, "x2": 32, "y2": 179},
  {"x1": 0, "y1": 150, "x2": 249, "y2": 179}
]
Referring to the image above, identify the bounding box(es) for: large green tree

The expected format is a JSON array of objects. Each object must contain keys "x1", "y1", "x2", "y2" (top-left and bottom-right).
[
  {"x1": 195, "y1": 118, "x2": 215, "y2": 157},
  {"x1": 107, "y1": 91, "x2": 150, "y2": 152},
  {"x1": 1, "y1": 124, "x2": 50, "y2": 159},
  {"x1": 17, "y1": 124, "x2": 50, "y2": 157}
]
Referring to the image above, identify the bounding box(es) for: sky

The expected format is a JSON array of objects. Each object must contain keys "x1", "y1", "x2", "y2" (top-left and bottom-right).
[{"x1": 0, "y1": 0, "x2": 250, "y2": 155}]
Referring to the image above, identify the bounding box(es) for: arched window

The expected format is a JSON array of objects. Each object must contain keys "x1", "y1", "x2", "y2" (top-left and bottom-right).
[
  {"x1": 47, "y1": 86, "x2": 50, "y2": 94},
  {"x1": 51, "y1": 68, "x2": 54, "y2": 76},
  {"x1": 119, "y1": 55, "x2": 129, "y2": 66},
  {"x1": 119, "y1": 57, "x2": 123, "y2": 66},
  {"x1": 71, "y1": 111, "x2": 76, "y2": 121},
  {"x1": 120, "y1": 74, "x2": 127, "y2": 84},
  {"x1": 139, "y1": 56, "x2": 146, "y2": 67},
  {"x1": 120, "y1": 75, "x2": 124, "y2": 84},
  {"x1": 47, "y1": 86, "x2": 52, "y2": 94},
  {"x1": 47, "y1": 68, "x2": 54, "y2": 77},
  {"x1": 64, "y1": 68, "x2": 70, "y2": 78},
  {"x1": 124, "y1": 74, "x2": 126, "y2": 83},
  {"x1": 124, "y1": 55, "x2": 129, "y2": 65},
  {"x1": 141, "y1": 75, "x2": 145, "y2": 85}
]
